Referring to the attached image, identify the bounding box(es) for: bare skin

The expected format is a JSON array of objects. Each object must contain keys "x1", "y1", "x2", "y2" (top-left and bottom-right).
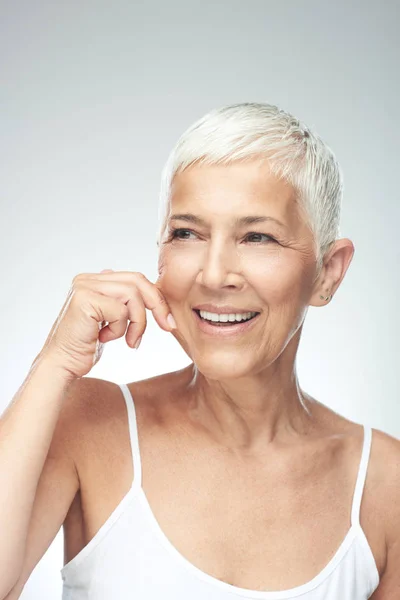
[
  {"x1": 4, "y1": 159, "x2": 398, "y2": 600},
  {"x1": 62, "y1": 367, "x2": 388, "y2": 591},
  {"x1": 62, "y1": 159, "x2": 392, "y2": 592}
]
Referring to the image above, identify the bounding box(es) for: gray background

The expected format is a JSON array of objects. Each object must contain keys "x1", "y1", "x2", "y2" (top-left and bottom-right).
[{"x1": 1, "y1": 0, "x2": 399, "y2": 597}]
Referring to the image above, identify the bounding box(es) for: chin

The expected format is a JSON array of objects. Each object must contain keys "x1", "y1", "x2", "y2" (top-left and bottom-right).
[{"x1": 193, "y1": 353, "x2": 254, "y2": 380}]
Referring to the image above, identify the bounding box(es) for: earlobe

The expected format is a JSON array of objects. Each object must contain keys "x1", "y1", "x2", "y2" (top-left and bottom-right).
[
  {"x1": 310, "y1": 239, "x2": 354, "y2": 307},
  {"x1": 308, "y1": 282, "x2": 333, "y2": 307},
  {"x1": 319, "y1": 293, "x2": 332, "y2": 302}
]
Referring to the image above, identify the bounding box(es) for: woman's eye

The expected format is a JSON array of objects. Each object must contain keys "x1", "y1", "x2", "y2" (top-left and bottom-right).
[
  {"x1": 169, "y1": 229, "x2": 276, "y2": 244},
  {"x1": 170, "y1": 228, "x2": 196, "y2": 240},
  {"x1": 245, "y1": 232, "x2": 276, "y2": 243}
]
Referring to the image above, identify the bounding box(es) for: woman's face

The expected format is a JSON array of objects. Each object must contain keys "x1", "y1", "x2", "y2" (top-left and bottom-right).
[{"x1": 156, "y1": 158, "x2": 320, "y2": 379}]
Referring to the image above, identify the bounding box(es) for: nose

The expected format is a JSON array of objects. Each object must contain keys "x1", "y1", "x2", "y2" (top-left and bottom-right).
[{"x1": 196, "y1": 238, "x2": 242, "y2": 290}]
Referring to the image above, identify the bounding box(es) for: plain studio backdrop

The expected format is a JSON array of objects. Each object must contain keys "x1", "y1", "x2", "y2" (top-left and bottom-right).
[{"x1": 1, "y1": 0, "x2": 399, "y2": 598}]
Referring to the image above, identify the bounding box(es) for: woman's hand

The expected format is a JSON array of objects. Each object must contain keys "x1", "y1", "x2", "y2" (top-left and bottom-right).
[{"x1": 37, "y1": 269, "x2": 176, "y2": 380}]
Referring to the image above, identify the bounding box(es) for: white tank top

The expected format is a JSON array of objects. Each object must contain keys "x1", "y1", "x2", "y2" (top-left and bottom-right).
[{"x1": 61, "y1": 383, "x2": 380, "y2": 599}]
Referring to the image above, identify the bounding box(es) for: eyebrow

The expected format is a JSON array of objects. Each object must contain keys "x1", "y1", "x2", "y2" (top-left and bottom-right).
[{"x1": 169, "y1": 213, "x2": 286, "y2": 228}]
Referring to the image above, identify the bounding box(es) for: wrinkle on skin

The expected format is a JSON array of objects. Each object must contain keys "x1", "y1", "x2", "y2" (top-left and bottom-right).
[{"x1": 155, "y1": 158, "x2": 353, "y2": 451}]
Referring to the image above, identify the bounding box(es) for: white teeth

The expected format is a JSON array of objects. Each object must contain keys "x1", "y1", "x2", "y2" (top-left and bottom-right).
[{"x1": 198, "y1": 310, "x2": 258, "y2": 323}]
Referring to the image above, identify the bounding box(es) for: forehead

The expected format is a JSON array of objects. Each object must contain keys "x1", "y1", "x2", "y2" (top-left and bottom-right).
[{"x1": 169, "y1": 159, "x2": 301, "y2": 228}]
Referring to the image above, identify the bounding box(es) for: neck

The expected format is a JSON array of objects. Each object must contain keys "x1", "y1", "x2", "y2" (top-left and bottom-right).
[{"x1": 181, "y1": 362, "x2": 319, "y2": 453}]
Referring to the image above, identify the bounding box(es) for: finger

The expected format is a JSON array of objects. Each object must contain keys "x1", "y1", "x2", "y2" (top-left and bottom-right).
[
  {"x1": 82, "y1": 271, "x2": 175, "y2": 332},
  {"x1": 127, "y1": 272, "x2": 174, "y2": 332},
  {"x1": 77, "y1": 280, "x2": 147, "y2": 347},
  {"x1": 89, "y1": 293, "x2": 130, "y2": 348}
]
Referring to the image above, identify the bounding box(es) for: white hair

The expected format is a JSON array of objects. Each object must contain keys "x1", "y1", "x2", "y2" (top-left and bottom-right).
[{"x1": 157, "y1": 102, "x2": 343, "y2": 277}]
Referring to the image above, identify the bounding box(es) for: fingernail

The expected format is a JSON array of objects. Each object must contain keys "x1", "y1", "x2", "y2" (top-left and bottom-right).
[
  {"x1": 167, "y1": 313, "x2": 177, "y2": 329},
  {"x1": 134, "y1": 336, "x2": 142, "y2": 349}
]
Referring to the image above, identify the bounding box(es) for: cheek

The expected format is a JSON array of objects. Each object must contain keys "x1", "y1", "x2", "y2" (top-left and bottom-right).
[
  {"x1": 246, "y1": 258, "x2": 307, "y2": 304},
  {"x1": 158, "y1": 246, "x2": 199, "y2": 278},
  {"x1": 157, "y1": 250, "x2": 193, "y2": 299}
]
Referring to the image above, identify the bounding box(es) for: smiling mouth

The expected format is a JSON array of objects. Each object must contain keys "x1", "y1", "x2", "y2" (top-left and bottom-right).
[{"x1": 193, "y1": 309, "x2": 260, "y2": 326}]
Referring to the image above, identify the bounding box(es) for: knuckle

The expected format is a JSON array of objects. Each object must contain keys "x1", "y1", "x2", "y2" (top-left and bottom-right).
[
  {"x1": 72, "y1": 273, "x2": 85, "y2": 285},
  {"x1": 71, "y1": 281, "x2": 86, "y2": 296},
  {"x1": 71, "y1": 287, "x2": 93, "y2": 305},
  {"x1": 131, "y1": 271, "x2": 145, "y2": 280},
  {"x1": 70, "y1": 286, "x2": 83, "y2": 301},
  {"x1": 120, "y1": 304, "x2": 130, "y2": 319}
]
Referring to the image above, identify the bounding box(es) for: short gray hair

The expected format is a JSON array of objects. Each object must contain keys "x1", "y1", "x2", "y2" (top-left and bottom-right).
[{"x1": 157, "y1": 102, "x2": 343, "y2": 277}]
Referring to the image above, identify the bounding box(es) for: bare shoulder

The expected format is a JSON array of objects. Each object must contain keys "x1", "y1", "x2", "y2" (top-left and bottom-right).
[
  {"x1": 371, "y1": 425, "x2": 400, "y2": 450},
  {"x1": 65, "y1": 372, "x2": 172, "y2": 439},
  {"x1": 369, "y1": 426, "x2": 400, "y2": 497},
  {"x1": 331, "y1": 416, "x2": 400, "y2": 552},
  {"x1": 370, "y1": 426, "x2": 400, "y2": 526},
  {"x1": 66, "y1": 373, "x2": 178, "y2": 453},
  {"x1": 48, "y1": 376, "x2": 113, "y2": 452},
  {"x1": 66, "y1": 376, "x2": 129, "y2": 423},
  {"x1": 58, "y1": 377, "x2": 132, "y2": 466},
  {"x1": 368, "y1": 427, "x2": 400, "y2": 596}
]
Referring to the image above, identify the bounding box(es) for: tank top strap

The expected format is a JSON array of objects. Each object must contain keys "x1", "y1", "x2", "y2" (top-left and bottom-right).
[
  {"x1": 118, "y1": 383, "x2": 142, "y2": 490},
  {"x1": 351, "y1": 424, "x2": 372, "y2": 527}
]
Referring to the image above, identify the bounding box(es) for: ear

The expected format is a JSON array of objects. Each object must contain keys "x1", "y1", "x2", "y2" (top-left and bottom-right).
[{"x1": 309, "y1": 238, "x2": 355, "y2": 307}]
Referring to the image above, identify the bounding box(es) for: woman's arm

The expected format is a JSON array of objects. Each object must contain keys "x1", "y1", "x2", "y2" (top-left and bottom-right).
[{"x1": 0, "y1": 357, "x2": 83, "y2": 599}]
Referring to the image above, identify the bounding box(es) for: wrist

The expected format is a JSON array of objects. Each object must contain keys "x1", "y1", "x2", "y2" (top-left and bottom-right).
[{"x1": 30, "y1": 352, "x2": 79, "y2": 386}]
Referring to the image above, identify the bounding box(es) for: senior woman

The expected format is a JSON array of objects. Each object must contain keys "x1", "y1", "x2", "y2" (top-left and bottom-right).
[{"x1": 1, "y1": 103, "x2": 398, "y2": 600}]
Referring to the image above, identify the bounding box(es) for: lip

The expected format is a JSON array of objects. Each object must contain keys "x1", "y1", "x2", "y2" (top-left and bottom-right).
[
  {"x1": 193, "y1": 303, "x2": 260, "y2": 314},
  {"x1": 192, "y1": 308, "x2": 260, "y2": 337}
]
